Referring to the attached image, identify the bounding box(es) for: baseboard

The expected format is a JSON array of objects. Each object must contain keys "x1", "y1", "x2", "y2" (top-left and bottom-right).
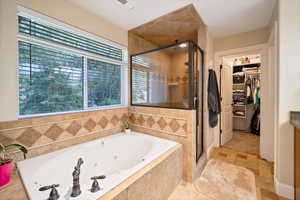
[
  {"x1": 207, "y1": 143, "x2": 215, "y2": 159},
  {"x1": 275, "y1": 177, "x2": 294, "y2": 200}
]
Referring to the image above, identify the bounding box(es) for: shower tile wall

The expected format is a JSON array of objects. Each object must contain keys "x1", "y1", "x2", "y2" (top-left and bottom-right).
[
  {"x1": 129, "y1": 106, "x2": 196, "y2": 182},
  {"x1": 0, "y1": 108, "x2": 128, "y2": 161},
  {"x1": 128, "y1": 33, "x2": 201, "y2": 182}
]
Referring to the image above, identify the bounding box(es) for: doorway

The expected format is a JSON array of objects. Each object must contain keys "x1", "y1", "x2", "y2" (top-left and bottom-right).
[{"x1": 219, "y1": 54, "x2": 261, "y2": 155}]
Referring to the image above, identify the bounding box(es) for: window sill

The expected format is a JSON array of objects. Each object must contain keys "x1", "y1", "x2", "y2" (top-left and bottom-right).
[{"x1": 19, "y1": 105, "x2": 128, "y2": 120}]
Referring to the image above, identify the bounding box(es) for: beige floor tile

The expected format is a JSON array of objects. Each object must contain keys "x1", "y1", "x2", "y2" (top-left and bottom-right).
[
  {"x1": 169, "y1": 148, "x2": 286, "y2": 200},
  {"x1": 224, "y1": 131, "x2": 260, "y2": 155}
]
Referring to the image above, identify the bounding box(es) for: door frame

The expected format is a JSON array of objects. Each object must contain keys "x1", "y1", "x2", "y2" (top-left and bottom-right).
[
  {"x1": 214, "y1": 43, "x2": 270, "y2": 159},
  {"x1": 219, "y1": 60, "x2": 233, "y2": 146}
]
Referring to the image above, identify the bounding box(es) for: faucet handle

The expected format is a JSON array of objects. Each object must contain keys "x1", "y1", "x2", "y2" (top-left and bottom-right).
[
  {"x1": 39, "y1": 184, "x2": 60, "y2": 200},
  {"x1": 91, "y1": 175, "x2": 106, "y2": 180},
  {"x1": 39, "y1": 184, "x2": 60, "y2": 191},
  {"x1": 90, "y1": 175, "x2": 106, "y2": 193}
]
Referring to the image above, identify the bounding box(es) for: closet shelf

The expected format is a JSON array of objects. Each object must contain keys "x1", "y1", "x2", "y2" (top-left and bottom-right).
[
  {"x1": 233, "y1": 115, "x2": 246, "y2": 119},
  {"x1": 233, "y1": 83, "x2": 244, "y2": 86},
  {"x1": 233, "y1": 63, "x2": 261, "y2": 68},
  {"x1": 168, "y1": 83, "x2": 179, "y2": 86}
]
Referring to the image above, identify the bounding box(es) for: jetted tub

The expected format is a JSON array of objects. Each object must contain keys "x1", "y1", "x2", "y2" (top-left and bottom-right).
[{"x1": 17, "y1": 132, "x2": 179, "y2": 200}]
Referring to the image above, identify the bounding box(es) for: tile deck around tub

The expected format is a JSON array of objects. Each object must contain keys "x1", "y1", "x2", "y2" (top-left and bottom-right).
[
  {"x1": 0, "y1": 146, "x2": 289, "y2": 200},
  {"x1": 0, "y1": 143, "x2": 182, "y2": 200}
]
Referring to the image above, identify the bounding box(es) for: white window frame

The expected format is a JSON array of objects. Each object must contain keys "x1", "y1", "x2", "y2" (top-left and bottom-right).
[{"x1": 17, "y1": 7, "x2": 128, "y2": 119}]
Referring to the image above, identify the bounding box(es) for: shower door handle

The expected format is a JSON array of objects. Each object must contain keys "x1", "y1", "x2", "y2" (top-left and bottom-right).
[{"x1": 194, "y1": 97, "x2": 198, "y2": 108}]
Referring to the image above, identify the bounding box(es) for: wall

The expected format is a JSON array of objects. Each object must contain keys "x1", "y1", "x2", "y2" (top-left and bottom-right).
[
  {"x1": 168, "y1": 52, "x2": 189, "y2": 106},
  {"x1": 130, "y1": 32, "x2": 192, "y2": 107},
  {"x1": 276, "y1": 0, "x2": 300, "y2": 198},
  {"x1": 0, "y1": 108, "x2": 128, "y2": 161},
  {"x1": 130, "y1": 20, "x2": 214, "y2": 181},
  {"x1": 214, "y1": 27, "x2": 270, "y2": 52},
  {"x1": 128, "y1": 32, "x2": 158, "y2": 55},
  {"x1": 260, "y1": 19, "x2": 278, "y2": 162},
  {"x1": 194, "y1": 23, "x2": 216, "y2": 178},
  {"x1": 128, "y1": 33, "x2": 194, "y2": 182},
  {"x1": 203, "y1": 29, "x2": 215, "y2": 153},
  {"x1": 0, "y1": 0, "x2": 128, "y2": 122},
  {"x1": 129, "y1": 106, "x2": 195, "y2": 182},
  {"x1": 0, "y1": 0, "x2": 18, "y2": 122}
]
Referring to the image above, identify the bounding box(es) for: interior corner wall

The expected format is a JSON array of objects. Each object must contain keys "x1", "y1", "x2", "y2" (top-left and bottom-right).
[
  {"x1": 195, "y1": 24, "x2": 216, "y2": 179},
  {"x1": 276, "y1": 0, "x2": 300, "y2": 194},
  {"x1": 0, "y1": 0, "x2": 18, "y2": 121},
  {"x1": 0, "y1": 0, "x2": 128, "y2": 122},
  {"x1": 128, "y1": 32, "x2": 158, "y2": 55},
  {"x1": 205, "y1": 31, "x2": 216, "y2": 154},
  {"x1": 214, "y1": 27, "x2": 270, "y2": 52}
]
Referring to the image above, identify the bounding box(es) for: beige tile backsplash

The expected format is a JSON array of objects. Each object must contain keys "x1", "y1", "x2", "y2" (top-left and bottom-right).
[
  {"x1": 129, "y1": 106, "x2": 195, "y2": 182},
  {"x1": 0, "y1": 106, "x2": 196, "y2": 182},
  {"x1": 0, "y1": 108, "x2": 128, "y2": 160}
]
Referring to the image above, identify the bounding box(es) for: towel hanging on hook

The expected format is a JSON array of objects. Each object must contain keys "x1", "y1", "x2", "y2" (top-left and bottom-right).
[{"x1": 208, "y1": 69, "x2": 221, "y2": 128}]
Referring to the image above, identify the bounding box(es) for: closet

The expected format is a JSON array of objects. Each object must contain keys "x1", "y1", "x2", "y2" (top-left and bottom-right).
[{"x1": 232, "y1": 56, "x2": 261, "y2": 135}]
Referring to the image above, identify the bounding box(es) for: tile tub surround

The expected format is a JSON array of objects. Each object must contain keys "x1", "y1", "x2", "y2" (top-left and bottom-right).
[
  {"x1": 17, "y1": 132, "x2": 179, "y2": 199},
  {"x1": 129, "y1": 106, "x2": 196, "y2": 182},
  {"x1": 105, "y1": 144, "x2": 182, "y2": 200},
  {"x1": 0, "y1": 107, "x2": 128, "y2": 161},
  {"x1": 0, "y1": 142, "x2": 183, "y2": 200}
]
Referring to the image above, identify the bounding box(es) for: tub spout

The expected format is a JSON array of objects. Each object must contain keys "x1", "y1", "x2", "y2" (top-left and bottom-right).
[{"x1": 71, "y1": 158, "x2": 84, "y2": 197}]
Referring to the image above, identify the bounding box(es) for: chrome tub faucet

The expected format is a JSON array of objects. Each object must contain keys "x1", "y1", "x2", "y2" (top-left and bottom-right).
[{"x1": 71, "y1": 158, "x2": 84, "y2": 197}]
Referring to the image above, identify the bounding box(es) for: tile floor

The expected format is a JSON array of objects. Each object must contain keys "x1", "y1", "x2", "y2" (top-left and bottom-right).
[
  {"x1": 168, "y1": 147, "x2": 288, "y2": 200},
  {"x1": 224, "y1": 131, "x2": 260, "y2": 155}
]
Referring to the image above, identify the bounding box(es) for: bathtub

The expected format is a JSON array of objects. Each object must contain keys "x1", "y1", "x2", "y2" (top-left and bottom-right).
[{"x1": 17, "y1": 132, "x2": 179, "y2": 200}]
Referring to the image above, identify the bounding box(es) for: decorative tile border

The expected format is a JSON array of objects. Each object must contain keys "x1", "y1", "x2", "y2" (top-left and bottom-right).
[
  {"x1": 0, "y1": 108, "x2": 128, "y2": 149},
  {"x1": 129, "y1": 111, "x2": 188, "y2": 137}
]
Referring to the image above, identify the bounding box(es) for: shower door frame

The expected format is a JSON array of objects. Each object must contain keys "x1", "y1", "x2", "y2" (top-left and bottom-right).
[
  {"x1": 130, "y1": 40, "x2": 205, "y2": 161},
  {"x1": 194, "y1": 44, "x2": 205, "y2": 163}
]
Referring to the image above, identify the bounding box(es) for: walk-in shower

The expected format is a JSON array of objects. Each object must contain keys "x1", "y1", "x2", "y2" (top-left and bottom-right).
[{"x1": 130, "y1": 40, "x2": 204, "y2": 161}]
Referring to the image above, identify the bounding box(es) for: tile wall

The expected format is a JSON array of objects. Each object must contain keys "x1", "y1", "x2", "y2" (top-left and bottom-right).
[
  {"x1": 0, "y1": 108, "x2": 128, "y2": 160},
  {"x1": 129, "y1": 106, "x2": 196, "y2": 182}
]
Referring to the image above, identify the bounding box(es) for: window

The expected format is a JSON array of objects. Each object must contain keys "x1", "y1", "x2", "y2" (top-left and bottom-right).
[
  {"x1": 132, "y1": 56, "x2": 151, "y2": 68},
  {"x1": 132, "y1": 69, "x2": 148, "y2": 103},
  {"x1": 19, "y1": 41, "x2": 84, "y2": 115},
  {"x1": 87, "y1": 59, "x2": 121, "y2": 107},
  {"x1": 18, "y1": 13, "x2": 127, "y2": 117}
]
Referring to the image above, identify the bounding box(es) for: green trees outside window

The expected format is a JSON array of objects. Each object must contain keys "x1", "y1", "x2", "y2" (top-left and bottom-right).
[
  {"x1": 19, "y1": 41, "x2": 123, "y2": 116},
  {"x1": 87, "y1": 59, "x2": 121, "y2": 107},
  {"x1": 18, "y1": 15, "x2": 125, "y2": 116},
  {"x1": 19, "y1": 41, "x2": 83, "y2": 115}
]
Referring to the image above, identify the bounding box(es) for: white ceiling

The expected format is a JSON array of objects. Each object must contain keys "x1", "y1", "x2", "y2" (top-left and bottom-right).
[{"x1": 69, "y1": 0, "x2": 276, "y2": 38}]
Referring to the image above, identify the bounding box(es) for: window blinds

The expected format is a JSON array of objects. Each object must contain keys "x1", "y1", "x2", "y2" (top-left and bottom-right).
[
  {"x1": 87, "y1": 59, "x2": 121, "y2": 107},
  {"x1": 132, "y1": 69, "x2": 148, "y2": 103},
  {"x1": 132, "y1": 56, "x2": 151, "y2": 68},
  {"x1": 18, "y1": 16, "x2": 123, "y2": 61},
  {"x1": 19, "y1": 41, "x2": 84, "y2": 115}
]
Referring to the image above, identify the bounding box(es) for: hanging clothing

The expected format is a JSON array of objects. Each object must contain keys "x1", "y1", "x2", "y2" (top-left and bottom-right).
[
  {"x1": 250, "y1": 106, "x2": 260, "y2": 135},
  {"x1": 256, "y1": 88, "x2": 260, "y2": 105},
  {"x1": 208, "y1": 69, "x2": 221, "y2": 128},
  {"x1": 245, "y1": 83, "x2": 253, "y2": 104}
]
